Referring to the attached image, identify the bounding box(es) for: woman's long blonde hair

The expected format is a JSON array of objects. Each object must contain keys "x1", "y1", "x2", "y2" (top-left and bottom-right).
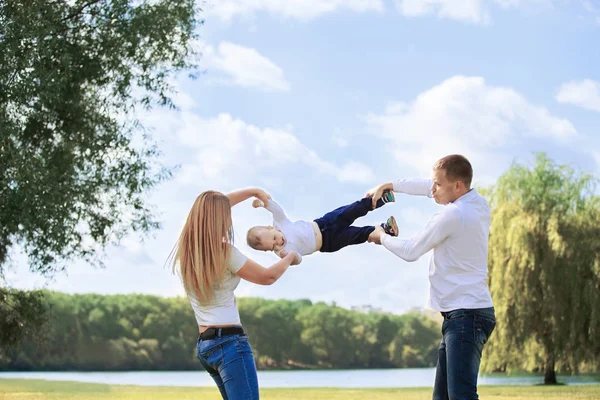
[{"x1": 170, "y1": 191, "x2": 234, "y2": 303}]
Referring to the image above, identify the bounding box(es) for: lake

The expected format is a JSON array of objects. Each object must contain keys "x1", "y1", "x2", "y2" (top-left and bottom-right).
[{"x1": 1, "y1": 369, "x2": 599, "y2": 388}]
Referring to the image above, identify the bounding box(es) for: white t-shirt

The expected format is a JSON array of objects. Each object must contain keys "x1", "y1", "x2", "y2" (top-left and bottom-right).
[
  {"x1": 265, "y1": 199, "x2": 317, "y2": 263},
  {"x1": 381, "y1": 179, "x2": 494, "y2": 312},
  {"x1": 189, "y1": 245, "x2": 248, "y2": 326}
]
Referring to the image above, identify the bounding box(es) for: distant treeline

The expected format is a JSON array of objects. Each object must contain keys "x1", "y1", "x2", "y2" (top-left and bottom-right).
[{"x1": 1, "y1": 292, "x2": 441, "y2": 371}]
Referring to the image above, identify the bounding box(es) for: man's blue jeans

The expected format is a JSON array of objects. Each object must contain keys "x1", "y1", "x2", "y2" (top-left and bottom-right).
[
  {"x1": 433, "y1": 307, "x2": 496, "y2": 400},
  {"x1": 197, "y1": 331, "x2": 259, "y2": 400}
]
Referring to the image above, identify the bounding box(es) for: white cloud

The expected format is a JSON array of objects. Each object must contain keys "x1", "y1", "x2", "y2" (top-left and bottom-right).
[
  {"x1": 207, "y1": 0, "x2": 384, "y2": 22},
  {"x1": 332, "y1": 135, "x2": 349, "y2": 148},
  {"x1": 581, "y1": 1, "x2": 600, "y2": 24},
  {"x1": 365, "y1": 75, "x2": 577, "y2": 180},
  {"x1": 583, "y1": 0, "x2": 596, "y2": 13},
  {"x1": 139, "y1": 86, "x2": 375, "y2": 188},
  {"x1": 395, "y1": 0, "x2": 547, "y2": 25},
  {"x1": 175, "y1": 113, "x2": 374, "y2": 186},
  {"x1": 556, "y1": 79, "x2": 600, "y2": 112},
  {"x1": 494, "y1": 0, "x2": 546, "y2": 7},
  {"x1": 201, "y1": 41, "x2": 290, "y2": 91},
  {"x1": 592, "y1": 150, "x2": 600, "y2": 171},
  {"x1": 397, "y1": 0, "x2": 491, "y2": 25},
  {"x1": 6, "y1": 76, "x2": 443, "y2": 315},
  {"x1": 8, "y1": 96, "x2": 382, "y2": 300}
]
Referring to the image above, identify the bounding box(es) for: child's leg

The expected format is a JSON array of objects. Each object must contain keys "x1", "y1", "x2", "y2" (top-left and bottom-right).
[
  {"x1": 320, "y1": 226, "x2": 375, "y2": 253},
  {"x1": 315, "y1": 197, "x2": 389, "y2": 229}
]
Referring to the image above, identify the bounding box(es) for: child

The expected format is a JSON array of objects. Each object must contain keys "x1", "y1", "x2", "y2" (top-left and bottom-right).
[{"x1": 246, "y1": 192, "x2": 398, "y2": 264}]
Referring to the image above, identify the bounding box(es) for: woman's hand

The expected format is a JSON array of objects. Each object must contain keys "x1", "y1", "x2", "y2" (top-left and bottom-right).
[
  {"x1": 253, "y1": 188, "x2": 271, "y2": 205},
  {"x1": 280, "y1": 250, "x2": 301, "y2": 265},
  {"x1": 252, "y1": 199, "x2": 264, "y2": 208}
]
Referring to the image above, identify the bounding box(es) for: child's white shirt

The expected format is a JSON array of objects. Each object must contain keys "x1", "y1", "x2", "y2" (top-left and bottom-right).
[{"x1": 264, "y1": 199, "x2": 317, "y2": 262}]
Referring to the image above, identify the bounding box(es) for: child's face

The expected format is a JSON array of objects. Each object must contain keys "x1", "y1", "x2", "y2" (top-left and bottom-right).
[{"x1": 257, "y1": 226, "x2": 286, "y2": 252}]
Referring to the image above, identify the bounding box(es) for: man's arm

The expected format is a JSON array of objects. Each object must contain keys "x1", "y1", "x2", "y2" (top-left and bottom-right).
[
  {"x1": 393, "y1": 179, "x2": 433, "y2": 197},
  {"x1": 370, "y1": 210, "x2": 460, "y2": 262},
  {"x1": 366, "y1": 179, "x2": 433, "y2": 209}
]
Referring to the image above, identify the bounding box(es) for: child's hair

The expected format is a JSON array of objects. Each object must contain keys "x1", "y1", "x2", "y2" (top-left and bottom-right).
[
  {"x1": 169, "y1": 190, "x2": 233, "y2": 303},
  {"x1": 246, "y1": 226, "x2": 268, "y2": 250}
]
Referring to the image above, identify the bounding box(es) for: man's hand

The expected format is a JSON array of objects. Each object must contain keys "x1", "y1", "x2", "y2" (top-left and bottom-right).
[
  {"x1": 254, "y1": 189, "x2": 272, "y2": 206},
  {"x1": 365, "y1": 182, "x2": 393, "y2": 209},
  {"x1": 368, "y1": 225, "x2": 386, "y2": 245}
]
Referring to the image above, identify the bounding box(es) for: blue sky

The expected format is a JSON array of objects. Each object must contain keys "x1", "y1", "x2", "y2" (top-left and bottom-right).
[{"x1": 7, "y1": 0, "x2": 600, "y2": 314}]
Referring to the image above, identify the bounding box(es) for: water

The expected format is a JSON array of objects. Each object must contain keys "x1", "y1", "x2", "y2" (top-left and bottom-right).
[{"x1": 1, "y1": 369, "x2": 598, "y2": 388}]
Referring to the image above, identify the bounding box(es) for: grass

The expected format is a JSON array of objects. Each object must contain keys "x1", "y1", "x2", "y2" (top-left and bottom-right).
[{"x1": 1, "y1": 379, "x2": 600, "y2": 400}]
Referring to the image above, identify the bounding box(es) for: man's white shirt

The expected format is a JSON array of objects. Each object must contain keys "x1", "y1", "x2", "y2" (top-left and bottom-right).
[{"x1": 381, "y1": 179, "x2": 494, "y2": 312}]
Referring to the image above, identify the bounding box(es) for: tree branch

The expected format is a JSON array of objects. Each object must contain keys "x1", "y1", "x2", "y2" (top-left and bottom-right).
[{"x1": 61, "y1": 0, "x2": 103, "y2": 23}]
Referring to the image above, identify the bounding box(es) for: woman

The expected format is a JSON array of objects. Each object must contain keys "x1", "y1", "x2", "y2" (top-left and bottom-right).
[{"x1": 171, "y1": 188, "x2": 299, "y2": 400}]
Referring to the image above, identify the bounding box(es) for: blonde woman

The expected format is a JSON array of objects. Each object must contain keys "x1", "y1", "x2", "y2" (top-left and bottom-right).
[{"x1": 171, "y1": 188, "x2": 299, "y2": 399}]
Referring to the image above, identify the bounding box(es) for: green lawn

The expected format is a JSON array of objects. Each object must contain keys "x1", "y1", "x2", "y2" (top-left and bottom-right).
[{"x1": 1, "y1": 379, "x2": 599, "y2": 400}]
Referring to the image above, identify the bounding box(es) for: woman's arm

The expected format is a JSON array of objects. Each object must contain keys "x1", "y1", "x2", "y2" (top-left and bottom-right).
[
  {"x1": 227, "y1": 188, "x2": 271, "y2": 207},
  {"x1": 236, "y1": 251, "x2": 299, "y2": 285}
]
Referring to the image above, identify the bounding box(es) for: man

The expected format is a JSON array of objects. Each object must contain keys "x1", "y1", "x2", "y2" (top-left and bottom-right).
[{"x1": 367, "y1": 154, "x2": 495, "y2": 400}]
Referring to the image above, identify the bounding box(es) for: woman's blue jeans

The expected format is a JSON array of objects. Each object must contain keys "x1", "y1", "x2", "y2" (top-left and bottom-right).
[{"x1": 197, "y1": 330, "x2": 259, "y2": 400}]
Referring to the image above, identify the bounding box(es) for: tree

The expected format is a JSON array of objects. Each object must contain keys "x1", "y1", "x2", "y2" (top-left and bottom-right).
[
  {"x1": 0, "y1": 288, "x2": 47, "y2": 350},
  {"x1": 368, "y1": 315, "x2": 398, "y2": 368},
  {"x1": 4, "y1": 293, "x2": 443, "y2": 371},
  {"x1": 481, "y1": 153, "x2": 600, "y2": 384},
  {"x1": 0, "y1": 0, "x2": 199, "y2": 349},
  {"x1": 389, "y1": 313, "x2": 439, "y2": 368},
  {"x1": 297, "y1": 303, "x2": 362, "y2": 368},
  {"x1": 0, "y1": 0, "x2": 199, "y2": 272},
  {"x1": 242, "y1": 300, "x2": 309, "y2": 367}
]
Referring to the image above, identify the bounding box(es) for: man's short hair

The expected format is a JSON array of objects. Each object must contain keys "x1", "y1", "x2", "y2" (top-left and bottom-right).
[{"x1": 434, "y1": 154, "x2": 473, "y2": 188}]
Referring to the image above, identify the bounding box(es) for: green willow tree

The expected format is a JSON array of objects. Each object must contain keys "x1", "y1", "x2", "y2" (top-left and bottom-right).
[
  {"x1": 0, "y1": 0, "x2": 199, "y2": 348},
  {"x1": 481, "y1": 153, "x2": 600, "y2": 384}
]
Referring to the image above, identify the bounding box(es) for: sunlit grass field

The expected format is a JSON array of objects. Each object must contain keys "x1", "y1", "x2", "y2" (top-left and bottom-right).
[{"x1": 1, "y1": 379, "x2": 599, "y2": 400}]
